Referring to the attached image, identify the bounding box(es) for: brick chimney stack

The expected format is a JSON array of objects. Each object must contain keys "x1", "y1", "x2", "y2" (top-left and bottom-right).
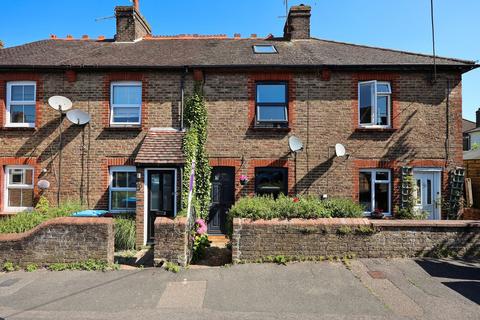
[
  {"x1": 476, "y1": 108, "x2": 480, "y2": 128},
  {"x1": 283, "y1": 4, "x2": 311, "y2": 40},
  {"x1": 115, "y1": 1, "x2": 151, "y2": 42}
]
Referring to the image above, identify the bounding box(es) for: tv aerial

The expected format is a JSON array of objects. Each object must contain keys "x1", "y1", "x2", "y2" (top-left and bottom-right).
[
  {"x1": 47, "y1": 95, "x2": 74, "y2": 206},
  {"x1": 48, "y1": 96, "x2": 72, "y2": 113},
  {"x1": 66, "y1": 109, "x2": 91, "y2": 126},
  {"x1": 335, "y1": 143, "x2": 349, "y2": 158},
  {"x1": 289, "y1": 135, "x2": 304, "y2": 153},
  {"x1": 289, "y1": 135, "x2": 304, "y2": 195}
]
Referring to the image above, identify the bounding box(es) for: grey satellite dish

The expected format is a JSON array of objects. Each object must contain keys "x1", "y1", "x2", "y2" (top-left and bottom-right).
[
  {"x1": 335, "y1": 143, "x2": 347, "y2": 157},
  {"x1": 289, "y1": 136, "x2": 304, "y2": 153},
  {"x1": 37, "y1": 179, "x2": 50, "y2": 190},
  {"x1": 48, "y1": 96, "x2": 72, "y2": 113},
  {"x1": 66, "y1": 109, "x2": 91, "y2": 125}
]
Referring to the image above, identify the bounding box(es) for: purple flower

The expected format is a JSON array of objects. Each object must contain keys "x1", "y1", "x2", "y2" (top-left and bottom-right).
[
  {"x1": 195, "y1": 219, "x2": 207, "y2": 235},
  {"x1": 240, "y1": 175, "x2": 248, "y2": 182}
]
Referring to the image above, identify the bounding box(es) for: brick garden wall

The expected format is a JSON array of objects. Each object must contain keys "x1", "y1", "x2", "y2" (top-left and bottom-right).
[
  {"x1": 154, "y1": 217, "x2": 191, "y2": 266},
  {"x1": 232, "y1": 218, "x2": 480, "y2": 262},
  {"x1": 0, "y1": 217, "x2": 114, "y2": 266}
]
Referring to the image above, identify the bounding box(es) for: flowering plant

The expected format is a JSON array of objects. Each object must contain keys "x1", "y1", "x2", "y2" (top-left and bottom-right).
[
  {"x1": 239, "y1": 175, "x2": 249, "y2": 185},
  {"x1": 192, "y1": 218, "x2": 210, "y2": 262}
]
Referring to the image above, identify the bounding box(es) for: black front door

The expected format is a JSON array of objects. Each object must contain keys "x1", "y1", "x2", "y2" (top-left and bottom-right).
[
  {"x1": 208, "y1": 167, "x2": 235, "y2": 235},
  {"x1": 148, "y1": 170, "x2": 175, "y2": 241}
]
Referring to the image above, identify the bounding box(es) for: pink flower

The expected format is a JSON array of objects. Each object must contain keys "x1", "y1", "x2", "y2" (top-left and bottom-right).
[
  {"x1": 195, "y1": 219, "x2": 207, "y2": 235},
  {"x1": 240, "y1": 175, "x2": 248, "y2": 181},
  {"x1": 293, "y1": 197, "x2": 300, "y2": 203}
]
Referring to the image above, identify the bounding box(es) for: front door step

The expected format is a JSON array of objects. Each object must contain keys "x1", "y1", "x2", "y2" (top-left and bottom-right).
[{"x1": 192, "y1": 246, "x2": 232, "y2": 267}]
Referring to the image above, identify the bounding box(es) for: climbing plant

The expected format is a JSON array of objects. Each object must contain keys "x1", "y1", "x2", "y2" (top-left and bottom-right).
[{"x1": 182, "y1": 84, "x2": 212, "y2": 220}]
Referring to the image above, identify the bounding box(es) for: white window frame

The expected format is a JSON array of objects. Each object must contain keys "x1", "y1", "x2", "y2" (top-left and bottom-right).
[
  {"x1": 358, "y1": 80, "x2": 391, "y2": 128},
  {"x1": 359, "y1": 169, "x2": 391, "y2": 216},
  {"x1": 110, "y1": 81, "x2": 142, "y2": 126},
  {"x1": 6, "y1": 81, "x2": 37, "y2": 128},
  {"x1": 4, "y1": 165, "x2": 35, "y2": 212},
  {"x1": 109, "y1": 166, "x2": 137, "y2": 213}
]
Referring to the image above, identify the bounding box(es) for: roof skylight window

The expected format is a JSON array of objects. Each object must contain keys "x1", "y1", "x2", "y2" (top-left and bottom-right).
[{"x1": 253, "y1": 45, "x2": 278, "y2": 54}]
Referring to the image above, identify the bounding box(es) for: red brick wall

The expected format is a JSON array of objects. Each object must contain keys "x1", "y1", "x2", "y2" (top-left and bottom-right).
[{"x1": 0, "y1": 69, "x2": 464, "y2": 231}]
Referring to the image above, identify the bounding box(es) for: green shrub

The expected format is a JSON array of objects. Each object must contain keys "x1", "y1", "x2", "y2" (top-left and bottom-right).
[
  {"x1": 337, "y1": 226, "x2": 352, "y2": 235},
  {"x1": 163, "y1": 261, "x2": 180, "y2": 273},
  {"x1": 395, "y1": 207, "x2": 428, "y2": 220},
  {"x1": 0, "y1": 201, "x2": 83, "y2": 234},
  {"x1": 229, "y1": 195, "x2": 364, "y2": 221},
  {"x1": 48, "y1": 260, "x2": 118, "y2": 272},
  {"x1": 25, "y1": 264, "x2": 38, "y2": 272},
  {"x1": 114, "y1": 215, "x2": 136, "y2": 251},
  {"x1": 3, "y1": 261, "x2": 16, "y2": 272}
]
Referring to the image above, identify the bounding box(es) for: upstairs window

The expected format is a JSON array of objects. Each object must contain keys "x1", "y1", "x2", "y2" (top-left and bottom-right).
[
  {"x1": 6, "y1": 81, "x2": 36, "y2": 127},
  {"x1": 253, "y1": 45, "x2": 278, "y2": 54},
  {"x1": 109, "y1": 166, "x2": 137, "y2": 212},
  {"x1": 358, "y1": 81, "x2": 391, "y2": 127},
  {"x1": 256, "y1": 82, "x2": 288, "y2": 127},
  {"x1": 110, "y1": 81, "x2": 142, "y2": 125},
  {"x1": 5, "y1": 166, "x2": 34, "y2": 210},
  {"x1": 255, "y1": 167, "x2": 288, "y2": 198}
]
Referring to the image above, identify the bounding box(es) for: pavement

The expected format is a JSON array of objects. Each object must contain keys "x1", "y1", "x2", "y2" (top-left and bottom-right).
[{"x1": 0, "y1": 258, "x2": 478, "y2": 320}]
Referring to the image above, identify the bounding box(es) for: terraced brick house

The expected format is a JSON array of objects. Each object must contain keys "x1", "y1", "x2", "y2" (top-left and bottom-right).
[{"x1": 0, "y1": 2, "x2": 477, "y2": 246}]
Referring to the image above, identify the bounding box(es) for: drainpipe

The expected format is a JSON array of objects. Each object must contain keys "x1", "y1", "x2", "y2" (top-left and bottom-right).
[{"x1": 180, "y1": 67, "x2": 188, "y2": 130}]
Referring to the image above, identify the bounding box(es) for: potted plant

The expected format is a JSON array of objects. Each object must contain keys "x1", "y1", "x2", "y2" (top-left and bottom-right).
[
  {"x1": 370, "y1": 208, "x2": 384, "y2": 219},
  {"x1": 239, "y1": 175, "x2": 249, "y2": 186}
]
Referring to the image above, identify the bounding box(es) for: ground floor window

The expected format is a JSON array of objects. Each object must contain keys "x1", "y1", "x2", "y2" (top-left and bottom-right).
[
  {"x1": 5, "y1": 165, "x2": 34, "y2": 210},
  {"x1": 359, "y1": 169, "x2": 391, "y2": 215},
  {"x1": 110, "y1": 166, "x2": 136, "y2": 212},
  {"x1": 255, "y1": 167, "x2": 288, "y2": 198}
]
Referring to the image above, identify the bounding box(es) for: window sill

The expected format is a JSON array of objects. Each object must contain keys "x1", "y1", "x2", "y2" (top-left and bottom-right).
[
  {"x1": 1, "y1": 126, "x2": 36, "y2": 131},
  {"x1": 355, "y1": 127, "x2": 397, "y2": 133},
  {"x1": 105, "y1": 125, "x2": 142, "y2": 131},
  {"x1": 250, "y1": 126, "x2": 291, "y2": 133}
]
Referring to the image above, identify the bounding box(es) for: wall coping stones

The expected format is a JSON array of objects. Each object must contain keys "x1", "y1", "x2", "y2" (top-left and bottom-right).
[
  {"x1": 233, "y1": 218, "x2": 480, "y2": 228},
  {"x1": 0, "y1": 217, "x2": 114, "y2": 241}
]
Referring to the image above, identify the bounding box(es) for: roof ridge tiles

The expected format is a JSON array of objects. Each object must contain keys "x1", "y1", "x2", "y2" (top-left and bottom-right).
[{"x1": 310, "y1": 37, "x2": 476, "y2": 65}]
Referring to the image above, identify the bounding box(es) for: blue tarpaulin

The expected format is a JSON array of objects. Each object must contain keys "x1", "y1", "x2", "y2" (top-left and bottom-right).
[{"x1": 72, "y1": 210, "x2": 108, "y2": 217}]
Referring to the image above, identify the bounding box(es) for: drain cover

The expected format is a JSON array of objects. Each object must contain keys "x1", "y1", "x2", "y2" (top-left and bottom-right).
[
  {"x1": 0, "y1": 278, "x2": 20, "y2": 287},
  {"x1": 367, "y1": 271, "x2": 387, "y2": 279}
]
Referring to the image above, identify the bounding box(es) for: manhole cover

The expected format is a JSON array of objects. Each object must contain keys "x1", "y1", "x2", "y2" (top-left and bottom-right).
[
  {"x1": 367, "y1": 271, "x2": 387, "y2": 279},
  {"x1": 0, "y1": 278, "x2": 20, "y2": 287}
]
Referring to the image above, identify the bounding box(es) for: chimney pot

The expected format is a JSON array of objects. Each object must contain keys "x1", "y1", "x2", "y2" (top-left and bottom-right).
[
  {"x1": 283, "y1": 4, "x2": 311, "y2": 40},
  {"x1": 234, "y1": 33, "x2": 241, "y2": 38},
  {"x1": 476, "y1": 108, "x2": 480, "y2": 128},
  {"x1": 133, "y1": 0, "x2": 139, "y2": 11},
  {"x1": 82, "y1": 35, "x2": 89, "y2": 40}
]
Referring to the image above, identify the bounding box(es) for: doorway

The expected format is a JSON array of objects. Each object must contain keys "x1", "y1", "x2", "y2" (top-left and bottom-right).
[
  {"x1": 413, "y1": 169, "x2": 441, "y2": 220},
  {"x1": 208, "y1": 167, "x2": 235, "y2": 235},
  {"x1": 146, "y1": 169, "x2": 176, "y2": 242}
]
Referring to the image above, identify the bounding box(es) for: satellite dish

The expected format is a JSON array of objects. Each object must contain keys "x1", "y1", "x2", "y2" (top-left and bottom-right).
[
  {"x1": 37, "y1": 179, "x2": 50, "y2": 190},
  {"x1": 66, "y1": 109, "x2": 91, "y2": 125},
  {"x1": 48, "y1": 96, "x2": 72, "y2": 113},
  {"x1": 335, "y1": 143, "x2": 347, "y2": 157},
  {"x1": 289, "y1": 136, "x2": 304, "y2": 153}
]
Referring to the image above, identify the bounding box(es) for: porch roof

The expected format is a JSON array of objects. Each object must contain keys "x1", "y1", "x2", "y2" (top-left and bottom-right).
[{"x1": 135, "y1": 128, "x2": 185, "y2": 165}]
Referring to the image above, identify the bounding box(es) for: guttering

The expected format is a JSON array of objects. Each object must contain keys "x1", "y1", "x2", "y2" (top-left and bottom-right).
[{"x1": 0, "y1": 63, "x2": 477, "y2": 73}]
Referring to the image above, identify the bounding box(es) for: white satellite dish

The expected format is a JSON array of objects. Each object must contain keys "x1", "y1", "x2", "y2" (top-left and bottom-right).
[
  {"x1": 66, "y1": 109, "x2": 91, "y2": 125},
  {"x1": 37, "y1": 179, "x2": 50, "y2": 190},
  {"x1": 289, "y1": 136, "x2": 304, "y2": 153},
  {"x1": 48, "y1": 96, "x2": 72, "y2": 113},
  {"x1": 335, "y1": 143, "x2": 347, "y2": 157}
]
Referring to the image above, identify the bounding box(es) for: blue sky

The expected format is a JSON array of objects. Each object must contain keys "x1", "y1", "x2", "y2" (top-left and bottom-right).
[{"x1": 1, "y1": 0, "x2": 478, "y2": 120}]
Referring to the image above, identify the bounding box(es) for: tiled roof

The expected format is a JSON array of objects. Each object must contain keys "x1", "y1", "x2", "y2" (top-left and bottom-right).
[
  {"x1": 135, "y1": 129, "x2": 185, "y2": 165},
  {"x1": 463, "y1": 119, "x2": 477, "y2": 133},
  {"x1": 0, "y1": 37, "x2": 476, "y2": 70}
]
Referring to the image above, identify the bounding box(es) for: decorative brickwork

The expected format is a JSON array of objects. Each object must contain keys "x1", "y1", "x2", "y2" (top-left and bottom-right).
[
  {"x1": 232, "y1": 218, "x2": 480, "y2": 262},
  {"x1": 0, "y1": 217, "x2": 114, "y2": 266}
]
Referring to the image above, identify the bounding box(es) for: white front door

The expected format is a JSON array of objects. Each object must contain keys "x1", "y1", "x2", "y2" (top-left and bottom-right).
[{"x1": 413, "y1": 170, "x2": 441, "y2": 220}]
